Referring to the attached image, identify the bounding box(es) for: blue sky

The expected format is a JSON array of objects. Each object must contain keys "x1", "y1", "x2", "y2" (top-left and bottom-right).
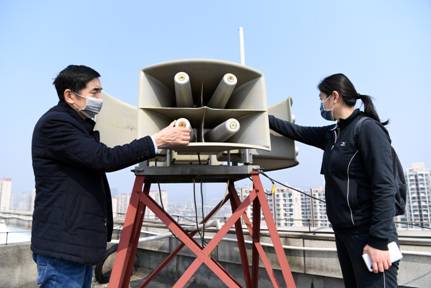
[{"x1": 1, "y1": 0, "x2": 430, "y2": 204}]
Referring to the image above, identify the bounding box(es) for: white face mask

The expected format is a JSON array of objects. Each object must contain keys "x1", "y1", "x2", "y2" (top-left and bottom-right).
[{"x1": 73, "y1": 92, "x2": 103, "y2": 119}]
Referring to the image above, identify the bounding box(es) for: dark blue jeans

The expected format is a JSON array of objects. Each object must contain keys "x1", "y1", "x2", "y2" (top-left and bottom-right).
[{"x1": 33, "y1": 254, "x2": 93, "y2": 288}]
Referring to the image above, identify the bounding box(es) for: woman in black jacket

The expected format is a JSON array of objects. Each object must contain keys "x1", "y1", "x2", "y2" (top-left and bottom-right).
[{"x1": 269, "y1": 73, "x2": 399, "y2": 287}]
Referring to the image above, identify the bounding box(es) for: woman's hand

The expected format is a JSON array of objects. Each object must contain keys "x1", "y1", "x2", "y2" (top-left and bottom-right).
[{"x1": 363, "y1": 244, "x2": 391, "y2": 273}]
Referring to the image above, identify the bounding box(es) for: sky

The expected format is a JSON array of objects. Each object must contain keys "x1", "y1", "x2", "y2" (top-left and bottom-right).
[{"x1": 1, "y1": 0, "x2": 430, "y2": 205}]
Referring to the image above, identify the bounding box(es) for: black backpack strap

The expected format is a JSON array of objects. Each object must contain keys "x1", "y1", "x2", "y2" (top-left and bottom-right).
[{"x1": 353, "y1": 116, "x2": 371, "y2": 145}]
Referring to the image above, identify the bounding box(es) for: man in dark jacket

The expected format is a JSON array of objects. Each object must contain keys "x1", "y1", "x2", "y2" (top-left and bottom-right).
[{"x1": 31, "y1": 65, "x2": 190, "y2": 287}]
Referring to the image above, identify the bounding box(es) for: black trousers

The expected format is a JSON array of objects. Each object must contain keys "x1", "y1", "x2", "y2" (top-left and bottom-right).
[{"x1": 334, "y1": 229, "x2": 399, "y2": 288}]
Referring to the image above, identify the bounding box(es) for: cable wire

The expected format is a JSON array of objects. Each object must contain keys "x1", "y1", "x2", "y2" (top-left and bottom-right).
[
  {"x1": 192, "y1": 179, "x2": 204, "y2": 245},
  {"x1": 259, "y1": 170, "x2": 326, "y2": 203},
  {"x1": 200, "y1": 181, "x2": 206, "y2": 247},
  {"x1": 157, "y1": 182, "x2": 165, "y2": 210}
]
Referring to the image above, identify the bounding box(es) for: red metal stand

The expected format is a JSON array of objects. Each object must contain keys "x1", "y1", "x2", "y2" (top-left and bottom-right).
[{"x1": 108, "y1": 169, "x2": 296, "y2": 288}]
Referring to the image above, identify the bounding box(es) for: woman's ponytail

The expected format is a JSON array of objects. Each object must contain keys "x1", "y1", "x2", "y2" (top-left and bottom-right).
[{"x1": 357, "y1": 93, "x2": 389, "y2": 125}]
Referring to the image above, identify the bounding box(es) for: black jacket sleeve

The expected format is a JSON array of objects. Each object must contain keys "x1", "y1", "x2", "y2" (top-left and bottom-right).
[
  {"x1": 43, "y1": 116, "x2": 156, "y2": 172},
  {"x1": 269, "y1": 115, "x2": 331, "y2": 150},
  {"x1": 357, "y1": 120, "x2": 395, "y2": 250}
]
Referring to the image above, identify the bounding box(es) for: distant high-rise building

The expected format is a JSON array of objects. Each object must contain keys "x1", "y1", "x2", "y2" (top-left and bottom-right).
[
  {"x1": 113, "y1": 190, "x2": 168, "y2": 220},
  {"x1": 145, "y1": 190, "x2": 168, "y2": 219},
  {"x1": 111, "y1": 197, "x2": 118, "y2": 219},
  {"x1": 0, "y1": 178, "x2": 12, "y2": 211},
  {"x1": 400, "y1": 163, "x2": 431, "y2": 229},
  {"x1": 115, "y1": 193, "x2": 131, "y2": 217},
  {"x1": 301, "y1": 187, "x2": 328, "y2": 228},
  {"x1": 240, "y1": 187, "x2": 254, "y2": 224},
  {"x1": 270, "y1": 186, "x2": 302, "y2": 228},
  {"x1": 240, "y1": 186, "x2": 302, "y2": 228}
]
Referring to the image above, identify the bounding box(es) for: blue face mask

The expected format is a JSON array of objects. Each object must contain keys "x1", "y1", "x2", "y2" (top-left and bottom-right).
[{"x1": 320, "y1": 102, "x2": 334, "y2": 121}]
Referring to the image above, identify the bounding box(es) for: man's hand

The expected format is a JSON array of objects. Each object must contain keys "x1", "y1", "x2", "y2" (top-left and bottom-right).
[
  {"x1": 153, "y1": 121, "x2": 191, "y2": 148},
  {"x1": 363, "y1": 244, "x2": 391, "y2": 273}
]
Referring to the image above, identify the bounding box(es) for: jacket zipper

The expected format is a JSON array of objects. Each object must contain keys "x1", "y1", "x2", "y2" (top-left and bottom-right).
[
  {"x1": 331, "y1": 129, "x2": 338, "y2": 150},
  {"x1": 347, "y1": 150, "x2": 359, "y2": 225}
]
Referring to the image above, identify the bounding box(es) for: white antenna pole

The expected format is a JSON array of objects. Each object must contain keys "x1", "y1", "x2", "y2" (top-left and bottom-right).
[
  {"x1": 239, "y1": 26, "x2": 246, "y2": 65},
  {"x1": 239, "y1": 27, "x2": 252, "y2": 164}
]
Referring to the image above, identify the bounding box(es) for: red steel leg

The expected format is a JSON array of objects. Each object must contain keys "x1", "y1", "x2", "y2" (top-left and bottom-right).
[
  {"x1": 230, "y1": 183, "x2": 280, "y2": 288},
  {"x1": 109, "y1": 172, "x2": 296, "y2": 288},
  {"x1": 124, "y1": 182, "x2": 151, "y2": 283},
  {"x1": 138, "y1": 193, "x2": 231, "y2": 287},
  {"x1": 228, "y1": 182, "x2": 252, "y2": 288},
  {"x1": 251, "y1": 187, "x2": 261, "y2": 288},
  {"x1": 172, "y1": 189, "x2": 258, "y2": 287},
  {"x1": 253, "y1": 173, "x2": 296, "y2": 288},
  {"x1": 140, "y1": 191, "x2": 242, "y2": 288},
  {"x1": 109, "y1": 177, "x2": 150, "y2": 288}
]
